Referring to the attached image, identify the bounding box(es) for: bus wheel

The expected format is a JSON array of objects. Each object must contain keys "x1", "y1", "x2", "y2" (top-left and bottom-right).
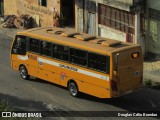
[
  {"x1": 19, "y1": 66, "x2": 30, "y2": 80},
  {"x1": 68, "y1": 82, "x2": 79, "y2": 97}
]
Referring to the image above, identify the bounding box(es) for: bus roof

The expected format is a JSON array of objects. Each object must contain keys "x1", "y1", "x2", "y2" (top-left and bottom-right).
[{"x1": 17, "y1": 27, "x2": 140, "y2": 55}]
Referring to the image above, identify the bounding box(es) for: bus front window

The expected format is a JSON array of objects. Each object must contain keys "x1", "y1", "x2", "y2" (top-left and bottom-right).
[{"x1": 12, "y1": 36, "x2": 26, "y2": 55}]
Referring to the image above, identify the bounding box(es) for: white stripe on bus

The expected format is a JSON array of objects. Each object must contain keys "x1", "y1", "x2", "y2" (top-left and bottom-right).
[
  {"x1": 18, "y1": 55, "x2": 29, "y2": 60},
  {"x1": 17, "y1": 55, "x2": 109, "y2": 81},
  {"x1": 38, "y1": 58, "x2": 109, "y2": 81}
]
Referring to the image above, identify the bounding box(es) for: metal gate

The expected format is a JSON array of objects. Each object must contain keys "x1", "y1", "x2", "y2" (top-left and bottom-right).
[
  {"x1": 87, "y1": 13, "x2": 96, "y2": 35},
  {"x1": 77, "y1": 0, "x2": 84, "y2": 32},
  {"x1": 87, "y1": 0, "x2": 96, "y2": 35}
]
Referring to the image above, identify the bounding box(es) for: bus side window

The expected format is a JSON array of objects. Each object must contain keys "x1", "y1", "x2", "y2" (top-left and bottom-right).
[
  {"x1": 12, "y1": 35, "x2": 26, "y2": 55},
  {"x1": 30, "y1": 38, "x2": 40, "y2": 53},
  {"x1": 88, "y1": 53, "x2": 107, "y2": 72},
  {"x1": 40, "y1": 41, "x2": 52, "y2": 57},
  {"x1": 70, "y1": 48, "x2": 87, "y2": 66},
  {"x1": 52, "y1": 44, "x2": 69, "y2": 61}
]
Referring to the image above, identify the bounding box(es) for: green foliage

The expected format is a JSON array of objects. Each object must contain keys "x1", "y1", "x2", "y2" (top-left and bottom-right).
[
  {"x1": 0, "y1": 99, "x2": 40, "y2": 120},
  {"x1": 143, "y1": 79, "x2": 152, "y2": 87},
  {"x1": 143, "y1": 79, "x2": 160, "y2": 90},
  {"x1": 0, "y1": 99, "x2": 13, "y2": 112}
]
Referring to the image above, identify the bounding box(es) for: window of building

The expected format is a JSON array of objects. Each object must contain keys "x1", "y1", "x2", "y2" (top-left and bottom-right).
[
  {"x1": 98, "y1": 4, "x2": 135, "y2": 35},
  {"x1": 38, "y1": 0, "x2": 47, "y2": 7},
  {"x1": 40, "y1": 41, "x2": 52, "y2": 57},
  {"x1": 70, "y1": 48, "x2": 87, "y2": 66},
  {"x1": 52, "y1": 44, "x2": 69, "y2": 61},
  {"x1": 30, "y1": 38, "x2": 40, "y2": 53},
  {"x1": 88, "y1": 52, "x2": 109, "y2": 73}
]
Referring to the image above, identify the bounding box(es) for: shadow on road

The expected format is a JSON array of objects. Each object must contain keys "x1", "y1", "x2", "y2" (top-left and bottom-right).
[
  {"x1": 0, "y1": 93, "x2": 48, "y2": 111},
  {"x1": 26, "y1": 78, "x2": 160, "y2": 112},
  {"x1": 78, "y1": 88, "x2": 160, "y2": 112},
  {"x1": 2, "y1": 76, "x2": 160, "y2": 118}
]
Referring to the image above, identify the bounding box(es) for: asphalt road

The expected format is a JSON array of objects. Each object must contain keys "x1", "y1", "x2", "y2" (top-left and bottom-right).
[{"x1": 0, "y1": 33, "x2": 160, "y2": 120}]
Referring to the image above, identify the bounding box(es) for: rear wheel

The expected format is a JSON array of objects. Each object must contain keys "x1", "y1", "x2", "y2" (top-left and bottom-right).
[
  {"x1": 68, "y1": 82, "x2": 79, "y2": 97},
  {"x1": 19, "y1": 66, "x2": 30, "y2": 80}
]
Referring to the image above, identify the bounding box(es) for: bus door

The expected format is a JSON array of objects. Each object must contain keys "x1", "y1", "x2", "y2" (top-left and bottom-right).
[
  {"x1": 25, "y1": 38, "x2": 39, "y2": 77},
  {"x1": 37, "y1": 41, "x2": 61, "y2": 85},
  {"x1": 113, "y1": 47, "x2": 143, "y2": 92},
  {"x1": 11, "y1": 35, "x2": 27, "y2": 71}
]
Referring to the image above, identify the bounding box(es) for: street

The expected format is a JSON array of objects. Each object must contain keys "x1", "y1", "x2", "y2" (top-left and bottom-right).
[{"x1": 0, "y1": 33, "x2": 160, "y2": 120}]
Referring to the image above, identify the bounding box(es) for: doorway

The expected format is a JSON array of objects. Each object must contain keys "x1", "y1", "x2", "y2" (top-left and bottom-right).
[
  {"x1": 61, "y1": 0, "x2": 75, "y2": 27},
  {"x1": 0, "y1": 0, "x2": 4, "y2": 16}
]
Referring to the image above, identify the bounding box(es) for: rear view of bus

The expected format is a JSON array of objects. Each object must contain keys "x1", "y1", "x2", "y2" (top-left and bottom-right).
[{"x1": 111, "y1": 45, "x2": 143, "y2": 97}]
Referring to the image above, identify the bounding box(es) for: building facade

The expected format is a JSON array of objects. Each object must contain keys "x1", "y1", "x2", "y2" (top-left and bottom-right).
[
  {"x1": 146, "y1": 0, "x2": 160, "y2": 57},
  {"x1": 3, "y1": 0, "x2": 75, "y2": 27},
  {"x1": 3, "y1": 0, "x2": 160, "y2": 57},
  {"x1": 75, "y1": 0, "x2": 146, "y2": 55}
]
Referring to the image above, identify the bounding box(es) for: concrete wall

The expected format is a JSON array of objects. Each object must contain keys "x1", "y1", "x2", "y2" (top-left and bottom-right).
[
  {"x1": 98, "y1": 25, "x2": 126, "y2": 42},
  {"x1": 4, "y1": 0, "x2": 61, "y2": 27},
  {"x1": 146, "y1": 0, "x2": 160, "y2": 56},
  {"x1": 147, "y1": 0, "x2": 160, "y2": 10},
  {"x1": 75, "y1": 0, "x2": 146, "y2": 56},
  {"x1": 98, "y1": 0, "x2": 133, "y2": 11},
  {"x1": 98, "y1": 0, "x2": 145, "y2": 55}
]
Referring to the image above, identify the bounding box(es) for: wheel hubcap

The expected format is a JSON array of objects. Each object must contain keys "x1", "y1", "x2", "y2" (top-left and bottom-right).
[
  {"x1": 21, "y1": 69, "x2": 27, "y2": 78},
  {"x1": 69, "y1": 83, "x2": 77, "y2": 96}
]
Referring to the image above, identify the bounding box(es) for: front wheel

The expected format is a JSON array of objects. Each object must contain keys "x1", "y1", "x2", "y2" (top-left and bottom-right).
[
  {"x1": 68, "y1": 82, "x2": 79, "y2": 97},
  {"x1": 19, "y1": 66, "x2": 30, "y2": 80}
]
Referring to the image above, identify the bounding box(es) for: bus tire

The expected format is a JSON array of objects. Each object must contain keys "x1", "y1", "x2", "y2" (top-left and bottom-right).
[
  {"x1": 68, "y1": 81, "x2": 79, "y2": 97},
  {"x1": 19, "y1": 65, "x2": 30, "y2": 80}
]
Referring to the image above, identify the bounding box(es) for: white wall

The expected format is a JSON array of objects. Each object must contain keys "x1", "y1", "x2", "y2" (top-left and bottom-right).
[{"x1": 98, "y1": 25, "x2": 126, "y2": 42}]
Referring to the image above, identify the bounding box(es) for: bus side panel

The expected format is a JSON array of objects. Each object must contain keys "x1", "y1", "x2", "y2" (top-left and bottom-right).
[
  {"x1": 28, "y1": 65, "x2": 37, "y2": 77},
  {"x1": 36, "y1": 68, "x2": 61, "y2": 85},
  {"x1": 11, "y1": 52, "x2": 39, "y2": 78},
  {"x1": 12, "y1": 59, "x2": 20, "y2": 71},
  {"x1": 11, "y1": 54, "x2": 27, "y2": 71},
  {"x1": 25, "y1": 52, "x2": 39, "y2": 77},
  {"x1": 37, "y1": 56, "x2": 61, "y2": 85},
  {"x1": 77, "y1": 80, "x2": 111, "y2": 98},
  {"x1": 35, "y1": 56, "x2": 111, "y2": 98}
]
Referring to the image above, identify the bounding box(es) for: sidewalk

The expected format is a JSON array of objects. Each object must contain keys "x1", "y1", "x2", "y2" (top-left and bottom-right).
[
  {"x1": 0, "y1": 27, "x2": 23, "y2": 38},
  {"x1": 143, "y1": 60, "x2": 160, "y2": 83},
  {"x1": 0, "y1": 26, "x2": 160, "y2": 83}
]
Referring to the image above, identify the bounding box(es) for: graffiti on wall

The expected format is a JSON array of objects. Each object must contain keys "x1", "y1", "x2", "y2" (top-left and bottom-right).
[{"x1": 24, "y1": 4, "x2": 53, "y2": 16}]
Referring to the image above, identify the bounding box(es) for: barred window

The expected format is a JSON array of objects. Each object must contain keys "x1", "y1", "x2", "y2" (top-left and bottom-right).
[{"x1": 98, "y1": 4, "x2": 135, "y2": 35}]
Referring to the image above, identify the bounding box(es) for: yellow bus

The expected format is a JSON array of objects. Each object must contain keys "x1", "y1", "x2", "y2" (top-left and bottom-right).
[{"x1": 10, "y1": 27, "x2": 143, "y2": 98}]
